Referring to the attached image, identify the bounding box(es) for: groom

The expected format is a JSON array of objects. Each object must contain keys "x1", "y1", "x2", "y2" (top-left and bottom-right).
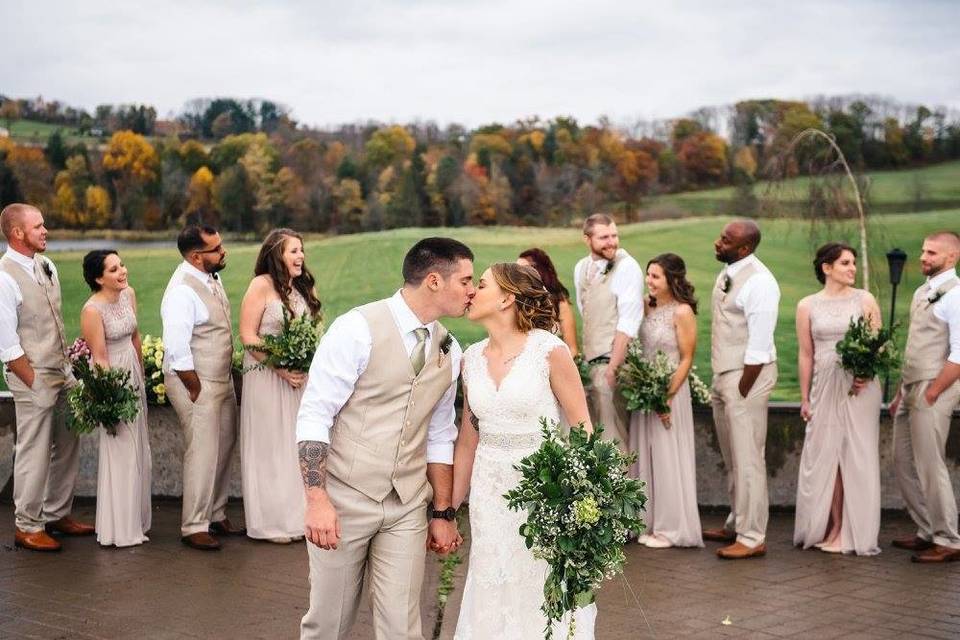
[{"x1": 296, "y1": 237, "x2": 474, "y2": 640}]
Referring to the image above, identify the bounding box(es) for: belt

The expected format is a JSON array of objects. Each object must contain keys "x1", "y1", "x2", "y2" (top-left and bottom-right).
[{"x1": 588, "y1": 356, "x2": 611, "y2": 365}]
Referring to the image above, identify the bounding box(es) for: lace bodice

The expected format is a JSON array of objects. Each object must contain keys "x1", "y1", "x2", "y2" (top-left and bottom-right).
[
  {"x1": 641, "y1": 302, "x2": 680, "y2": 365},
  {"x1": 258, "y1": 289, "x2": 309, "y2": 337},
  {"x1": 810, "y1": 290, "x2": 864, "y2": 365},
  {"x1": 84, "y1": 289, "x2": 137, "y2": 356},
  {"x1": 463, "y1": 329, "x2": 565, "y2": 438}
]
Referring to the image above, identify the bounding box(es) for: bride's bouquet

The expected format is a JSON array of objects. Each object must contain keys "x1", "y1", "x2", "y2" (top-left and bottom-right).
[
  {"x1": 66, "y1": 338, "x2": 141, "y2": 437},
  {"x1": 246, "y1": 309, "x2": 324, "y2": 373},
  {"x1": 835, "y1": 317, "x2": 901, "y2": 395},
  {"x1": 504, "y1": 419, "x2": 646, "y2": 639},
  {"x1": 618, "y1": 341, "x2": 711, "y2": 419}
]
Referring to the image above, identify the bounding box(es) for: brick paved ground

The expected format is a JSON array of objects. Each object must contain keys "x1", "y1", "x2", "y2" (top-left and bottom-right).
[{"x1": 1, "y1": 501, "x2": 958, "y2": 639}]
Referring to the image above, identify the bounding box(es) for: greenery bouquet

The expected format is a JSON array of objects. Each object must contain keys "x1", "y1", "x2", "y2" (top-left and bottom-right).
[
  {"x1": 618, "y1": 342, "x2": 711, "y2": 419},
  {"x1": 140, "y1": 334, "x2": 167, "y2": 405},
  {"x1": 503, "y1": 419, "x2": 646, "y2": 640},
  {"x1": 67, "y1": 338, "x2": 140, "y2": 436},
  {"x1": 246, "y1": 310, "x2": 323, "y2": 373},
  {"x1": 835, "y1": 317, "x2": 901, "y2": 395}
]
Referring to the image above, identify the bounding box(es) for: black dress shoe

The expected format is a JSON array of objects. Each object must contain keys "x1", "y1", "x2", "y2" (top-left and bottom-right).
[{"x1": 209, "y1": 519, "x2": 246, "y2": 536}]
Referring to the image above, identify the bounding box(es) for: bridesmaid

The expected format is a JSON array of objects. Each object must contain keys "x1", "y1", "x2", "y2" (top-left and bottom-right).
[
  {"x1": 239, "y1": 228, "x2": 322, "y2": 543},
  {"x1": 518, "y1": 248, "x2": 579, "y2": 357},
  {"x1": 631, "y1": 253, "x2": 703, "y2": 549},
  {"x1": 794, "y1": 242, "x2": 882, "y2": 555},
  {"x1": 79, "y1": 250, "x2": 151, "y2": 548}
]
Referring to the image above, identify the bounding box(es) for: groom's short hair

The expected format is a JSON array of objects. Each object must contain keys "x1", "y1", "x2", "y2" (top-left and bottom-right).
[
  {"x1": 177, "y1": 224, "x2": 219, "y2": 256},
  {"x1": 403, "y1": 237, "x2": 474, "y2": 285}
]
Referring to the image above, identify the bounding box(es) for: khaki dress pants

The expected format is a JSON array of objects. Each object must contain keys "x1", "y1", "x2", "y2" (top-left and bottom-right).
[
  {"x1": 301, "y1": 475, "x2": 431, "y2": 640},
  {"x1": 711, "y1": 363, "x2": 777, "y2": 548},
  {"x1": 165, "y1": 374, "x2": 238, "y2": 536},
  {"x1": 893, "y1": 379, "x2": 960, "y2": 549},
  {"x1": 588, "y1": 364, "x2": 630, "y2": 454},
  {"x1": 6, "y1": 367, "x2": 79, "y2": 532}
]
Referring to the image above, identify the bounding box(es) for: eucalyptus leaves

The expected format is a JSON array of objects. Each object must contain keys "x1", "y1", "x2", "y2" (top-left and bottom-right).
[
  {"x1": 66, "y1": 338, "x2": 140, "y2": 437},
  {"x1": 246, "y1": 309, "x2": 324, "y2": 373}
]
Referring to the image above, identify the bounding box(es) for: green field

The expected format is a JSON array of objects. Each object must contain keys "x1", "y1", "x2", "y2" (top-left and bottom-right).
[
  {"x1": 4, "y1": 119, "x2": 99, "y2": 147},
  {"x1": 38, "y1": 209, "x2": 958, "y2": 401}
]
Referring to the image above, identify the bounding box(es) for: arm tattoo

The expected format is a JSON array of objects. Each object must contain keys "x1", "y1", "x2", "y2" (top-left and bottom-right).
[
  {"x1": 470, "y1": 412, "x2": 480, "y2": 432},
  {"x1": 298, "y1": 441, "x2": 329, "y2": 489}
]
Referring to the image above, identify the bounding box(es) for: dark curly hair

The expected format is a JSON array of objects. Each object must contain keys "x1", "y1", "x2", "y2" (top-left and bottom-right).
[
  {"x1": 647, "y1": 253, "x2": 698, "y2": 314},
  {"x1": 518, "y1": 248, "x2": 570, "y2": 315},
  {"x1": 490, "y1": 263, "x2": 558, "y2": 333},
  {"x1": 254, "y1": 229, "x2": 322, "y2": 318},
  {"x1": 82, "y1": 249, "x2": 119, "y2": 292},
  {"x1": 813, "y1": 242, "x2": 857, "y2": 285}
]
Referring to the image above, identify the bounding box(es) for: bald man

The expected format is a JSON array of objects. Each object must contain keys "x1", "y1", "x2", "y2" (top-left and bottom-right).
[
  {"x1": 706, "y1": 220, "x2": 780, "y2": 560},
  {"x1": 890, "y1": 231, "x2": 960, "y2": 563},
  {"x1": 0, "y1": 203, "x2": 93, "y2": 552}
]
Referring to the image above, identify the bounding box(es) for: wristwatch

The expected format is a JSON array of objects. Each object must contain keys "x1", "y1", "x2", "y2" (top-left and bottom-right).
[{"x1": 428, "y1": 502, "x2": 457, "y2": 521}]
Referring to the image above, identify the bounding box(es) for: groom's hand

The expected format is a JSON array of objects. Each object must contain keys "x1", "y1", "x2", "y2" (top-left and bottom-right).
[
  {"x1": 305, "y1": 492, "x2": 341, "y2": 550},
  {"x1": 428, "y1": 519, "x2": 460, "y2": 555}
]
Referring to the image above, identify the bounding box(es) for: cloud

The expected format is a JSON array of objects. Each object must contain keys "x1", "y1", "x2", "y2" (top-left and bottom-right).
[{"x1": 0, "y1": 0, "x2": 957, "y2": 128}]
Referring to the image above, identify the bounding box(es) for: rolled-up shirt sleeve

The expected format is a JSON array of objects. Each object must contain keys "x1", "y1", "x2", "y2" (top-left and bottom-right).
[
  {"x1": 0, "y1": 272, "x2": 24, "y2": 363},
  {"x1": 738, "y1": 272, "x2": 780, "y2": 365},
  {"x1": 426, "y1": 337, "x2": 463, "y2": 464},
  {"x1": 933, "y1": 287, "x2": 960, "y2": 365},
  {"x1": 160, "y1": 285, "x2": 200, "y2": 372},
  {"x1": 296, "y1": 312, "x2": 371, "y2": 444},
  {"x1": 612, "y1": 258, "x2": 644, "y2": 338}
]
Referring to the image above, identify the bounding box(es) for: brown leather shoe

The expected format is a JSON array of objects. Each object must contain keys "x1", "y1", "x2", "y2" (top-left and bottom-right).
[
  {"x1": 892, "y1": 534, "x2": 933, "y2": 551},
  {"x1": 702, "y1": 528, "x2": 737, "y2": 543},
  {"x1": 46, "y1": 516, "x2": 95, "y2": 536},
  {"x1": 181, "y1": 532, "x2": 221, "y2": 550},
  {"x1": 209, "y1": 519, "x2": 246, "y2": 537},
  {"x1": 911, "y1": 544, "x2": 960, "y2": 563},
  {"x1": 15, "y1": 528, "x2": 62, "y2": 552},
  {"x1": 717, "y1": 541, "x2": 767, "y2": 559}
]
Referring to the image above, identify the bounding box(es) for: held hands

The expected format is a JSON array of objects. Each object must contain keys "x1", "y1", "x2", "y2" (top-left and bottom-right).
[
  {"x1": 305, "y1": 493, "x2": 341, "y2": 550},
  {"x1": 849, "y1": 377, "x2": 870, "y2": 396},
  {"x1": 277, "y1": 368, "x2": 307, "y2": 389},
  {"x1": 428, "y1": 518, "x2": 462, "y2": 556}
]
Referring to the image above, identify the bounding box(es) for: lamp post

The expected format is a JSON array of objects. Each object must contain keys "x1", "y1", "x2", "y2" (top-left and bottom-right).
[{"x1": 884, "y1": 248, "x2": 907, "y2": 401}]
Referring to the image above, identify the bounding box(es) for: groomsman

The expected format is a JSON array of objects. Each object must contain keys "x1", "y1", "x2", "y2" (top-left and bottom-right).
[
  {"x1": 0, "y1": 203, "x2": 94, "y2": 551},
  {"x1": 706, "y1": 219, "x2": 779, "y2": 560},
  {"x1": 573, "y1": 213, "x2": 644, "y2": 452},
  {"x1": 890, "y1": 231, "x2": 960, "y2": 563},
  {"x1": 161, "y1": 225, "x2": 243, "y2": 550}
]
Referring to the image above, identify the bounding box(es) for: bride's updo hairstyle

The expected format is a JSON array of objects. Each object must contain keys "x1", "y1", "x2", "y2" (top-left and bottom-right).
[{"x1": 490, "y1": 263, "x2": 558, "y2": 333}]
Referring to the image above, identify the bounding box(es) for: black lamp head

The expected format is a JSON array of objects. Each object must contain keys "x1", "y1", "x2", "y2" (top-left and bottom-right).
[{"x1": 886, "y1": 248, "x2": 907, "y2": 286}]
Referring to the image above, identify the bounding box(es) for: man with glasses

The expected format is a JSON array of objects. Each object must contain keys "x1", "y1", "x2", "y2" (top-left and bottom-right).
[{"x1": 161, "y1": 225, "x2": 243, "y2": 550}]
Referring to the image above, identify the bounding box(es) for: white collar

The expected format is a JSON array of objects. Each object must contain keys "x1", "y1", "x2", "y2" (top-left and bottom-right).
[
  {"x1": 927, "y1": 268, "x2": 959, "y2": 290},
  {"x1": 725, "y1": 254, "x2": 758, "y2": 277},
  {"x1": 180, "y1": 260, "x2": 216, "y2": 284},
  {"x1": 389, "y1": 290, "x2": 432, "y2": 337},
  {"x1": 3, "y1": 247, "x2": 37, "y2": 268}
]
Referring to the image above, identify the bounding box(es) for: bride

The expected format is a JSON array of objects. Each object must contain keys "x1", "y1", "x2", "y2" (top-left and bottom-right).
[{"x1": 452, "y1": 262, "x2": 597, "y2": 639}]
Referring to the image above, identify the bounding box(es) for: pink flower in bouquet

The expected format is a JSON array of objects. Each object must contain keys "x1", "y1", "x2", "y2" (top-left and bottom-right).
[{"x1": 68, "y1": 337, "x2": 91, "y2": 366}]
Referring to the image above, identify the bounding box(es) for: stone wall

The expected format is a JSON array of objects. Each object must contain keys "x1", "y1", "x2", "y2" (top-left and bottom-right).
[{"x1": 1, "y1": 394, "x2": 958, "y2": 508}]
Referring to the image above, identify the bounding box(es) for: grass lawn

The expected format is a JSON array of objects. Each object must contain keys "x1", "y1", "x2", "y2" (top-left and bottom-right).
[
  {"x1": 38, "y1": 208, "x2": 957, "y2": 401},
  {"x1": 5, "y1": 119, "x2": 100, "y2": 147}
]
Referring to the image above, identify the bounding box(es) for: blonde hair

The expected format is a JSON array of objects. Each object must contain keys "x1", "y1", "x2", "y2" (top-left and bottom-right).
[
  {"x1": 490, "y1": 263, "x2": 558, "y2": 333},
  {"x1": 582, "y1": 213, "x2": 614, "y2": 236}
]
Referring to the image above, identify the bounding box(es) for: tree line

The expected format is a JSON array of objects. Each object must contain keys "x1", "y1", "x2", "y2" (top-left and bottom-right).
[{"x1": 1, "y1": 94, "x2": 958, "y2": 233}]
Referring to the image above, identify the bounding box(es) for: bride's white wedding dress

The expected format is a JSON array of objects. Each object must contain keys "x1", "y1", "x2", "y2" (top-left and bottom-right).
[{"x1": 455, "y1": 329, "x2": 597, "y2": 639}]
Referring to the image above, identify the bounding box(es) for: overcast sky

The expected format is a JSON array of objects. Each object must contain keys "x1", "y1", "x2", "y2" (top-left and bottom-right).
[{"x1": 2, "y1": 0, "x2": 958, "y2": 129}]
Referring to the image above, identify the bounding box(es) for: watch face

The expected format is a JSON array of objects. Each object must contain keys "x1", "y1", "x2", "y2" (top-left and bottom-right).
[{"x1": 443, "y1": 507, "x2": 456, "y2": 520}]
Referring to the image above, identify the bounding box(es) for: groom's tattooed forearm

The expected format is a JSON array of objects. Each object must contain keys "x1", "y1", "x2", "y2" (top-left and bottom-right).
[
  {"x1": 470, "y1": 412, "x2": 480, "y2": 432},
  {"x1": 299, "y1": 441, "x2": 329, "y2": 489}
]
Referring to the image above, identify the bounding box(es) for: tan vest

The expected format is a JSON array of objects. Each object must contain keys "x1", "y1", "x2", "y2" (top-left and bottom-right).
[
  {"x1": 902, "y1": 277, "x2": 959, "y2": 384},
  {"x1": 0, "y1": 254, "x2": 69, "y2": 378},
  {"x1": 579, "y1": 256, "x2": 622, "y2": 361},
  {"x1": 711, "y1": 262, "x2": 759, "y2": 374},
  {"x1": 183, "y1": 275, "x2": 234, "y2": 382},
  {"x1": 327, "y1": 301, "x2": 453, "y2": 504}
]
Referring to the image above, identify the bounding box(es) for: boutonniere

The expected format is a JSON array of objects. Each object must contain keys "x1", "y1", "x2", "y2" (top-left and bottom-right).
[
  {"x1": 927, "y1": 288, "x2": 945, "y2": 306},
  {"x1": 720, "y1": 274, "x2": 732, "y2": 294},
  {"x1": 438, "y1": 333, "x2": 453, "y2": 367},
  {"x1": 40, "y1": 258, "x2": 54, "y2": 282},
  {"x1": 602, "y1": 258, "x2": 615, "y2": 278}
]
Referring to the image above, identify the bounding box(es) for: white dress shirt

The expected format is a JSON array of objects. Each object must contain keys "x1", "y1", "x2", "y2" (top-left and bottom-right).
[
  {"x1": 295, "y1": 290, "x2": 462, "y2": 464},
  {"x1": 723, "y1": 254, "x2": 780, "y2": 365},
  {"x1": 573, "y1": 249, "x2": 645, "y2": 339},
  {"x1": 160, "y1": 261, "x2": 222, "y2": 372},
  {"x1": 0, "y1": 248, "x2": 60, "y2": 363},
  {"x1": 926, "y1": 268, "x2": 960, "y2": 366}
]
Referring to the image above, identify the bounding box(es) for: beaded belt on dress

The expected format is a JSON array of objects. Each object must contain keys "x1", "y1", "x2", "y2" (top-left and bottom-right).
[{"x1": 478, "y1": 431, "x2": 542, "y2": 449}]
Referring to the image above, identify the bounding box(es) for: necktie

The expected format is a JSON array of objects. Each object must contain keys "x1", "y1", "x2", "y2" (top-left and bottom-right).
[
  {"x1": 586, "y1": 260, "x2": 599, "y2": 283},
  {"x1": 410, "y1": 327, "x2": 429, "y2": 375}
]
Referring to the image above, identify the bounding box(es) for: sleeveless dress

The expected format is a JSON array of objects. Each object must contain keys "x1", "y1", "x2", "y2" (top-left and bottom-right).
[
  {"x1": 794, "y1": 290, "x2": 881, "y2": 555},
  {"x1": 628, "y1": 302, "x2": 704, "y2": 547},
  {"x1": 455, "y1": 329, "x2": 597, "y2": 640},
  {"x1": 86, "y1": 288, "x2": 152, "y2": 547},
  {"x1": 240, "y1": 290, "x2": 310, "y2": 540}
]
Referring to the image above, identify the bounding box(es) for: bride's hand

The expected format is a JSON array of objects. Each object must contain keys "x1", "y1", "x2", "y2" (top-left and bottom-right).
[{"x1": 428, "y1": 519, "x2": 461, "y2": 555}]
